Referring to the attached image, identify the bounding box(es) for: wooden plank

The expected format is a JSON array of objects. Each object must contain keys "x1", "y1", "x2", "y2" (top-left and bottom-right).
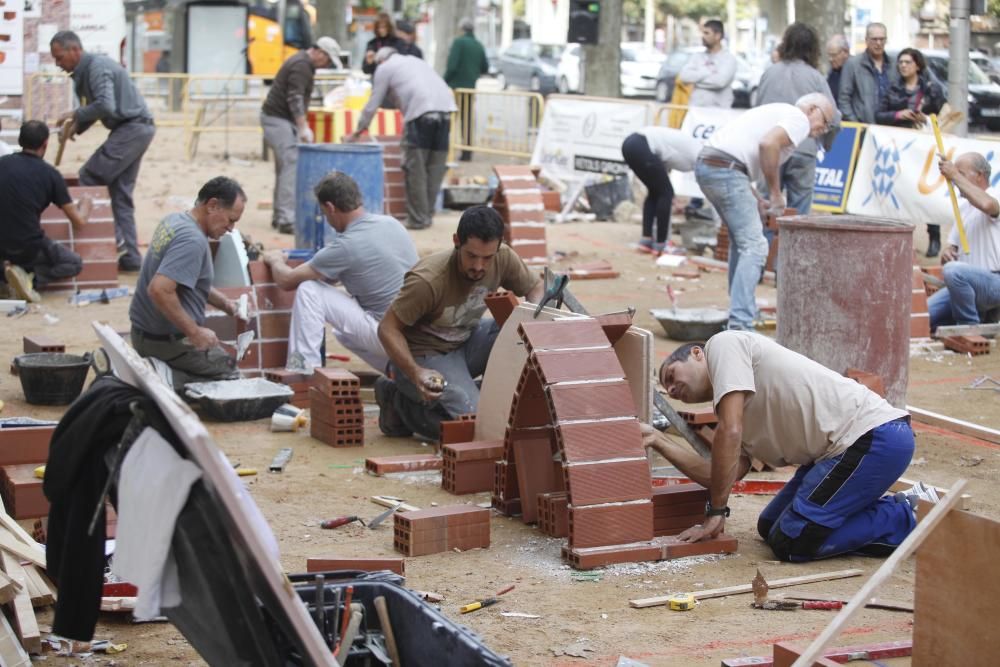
[
  {"x1": 21, "y1": 566, "x2": 54, "y2": 607},
  {"x1": 934, "y1": 323, "x2": 1000, "y2": 339},
  {"x1": 371, "y1": 496, "x2": 419, "y2": 512},
  {"x1": 0, "y1": 611, "x2": 31, "y2": 667},
  {"x1": 629, "y1": 568, "x2": 864, "y2": 608},
  {"x1": 722, "y1": 640, "x2": 913, "y2": 666},
  {"x1": 913, "y1": 505, "x2": 1000, "y2": 664},
  {"x1": 0, "y1": 496, "x2": 46, "y2": 556},
  {"x1": 0, "y1": 569, "x2": 19, "y2": 605},
  {"x1": 906, "y1": 405, "x2": 1000, "y2": 445},
  {"x1": 0, "y1": 550, "x2": 41, "y2": 654},
  {"x1": 791, "y1": 478, "x2": 968, "y2": 667},
  {"x1": 0, "y1": 531, "x2": 45, "y2": 569}
]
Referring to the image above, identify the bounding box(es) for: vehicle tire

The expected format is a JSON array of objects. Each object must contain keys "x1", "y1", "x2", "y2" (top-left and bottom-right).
[
  {"x1": 497, "y1": 73, "x2": 507, "y2": 90},
  {"x1": 530, "y1": 75, "x2": 541, "y2": 92},
  {"x1": 655, "y1": 80, "x2": 670, "y2": 103},
  {"x1": 558, "y1": 76, "x2": 570, "y2": 94}
]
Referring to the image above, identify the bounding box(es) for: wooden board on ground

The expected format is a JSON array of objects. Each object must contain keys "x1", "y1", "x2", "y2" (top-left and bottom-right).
[
  {"x1": 0, "y1": 611, "x2": 30, "y2": 666},
  {"x1": 0, "y1": 530, "x2": 44, "y2": 569},
  {"x1": 913, "y1": 504, "x2": 1000, "y2": 664},
  {"x1": 934, "y1": 323, "x2": 1000, "y2": 339},
  {"x1": 906, "y1": 405, "x2": 1000, "y2": 445},
  {"x1": 22, "y1": 565, "x2": 55, "y2": 607},
  {"x1": 629, "y1": 568, "x2": 864, "y2": 608},
  {"x1": 0, "y1": 549, "x2": 40, "y2": 654}
]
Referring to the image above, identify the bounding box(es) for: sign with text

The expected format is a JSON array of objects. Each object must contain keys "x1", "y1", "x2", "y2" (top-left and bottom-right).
[
  {"x1": 670, "y1": 106, "x2": 743, "y2": 198},
  {"x1": 845, "y1": 125, "x2": 1000, "y2": 224},
  {"x1": 811, "y1": 122, "x2": 865, "y2": 213},
  {"x1": 531, "y1": 95, "x2": 651, "y2": 187}
]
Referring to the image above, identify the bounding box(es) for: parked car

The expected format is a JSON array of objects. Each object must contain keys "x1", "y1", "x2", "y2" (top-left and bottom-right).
[
  {"x1": 485, "y1": 46, "x2": 500, "y2": 77},
  {"x1": 557, "y1": 42, "x2": 664, "y2": 98},
  {"x1": 971, "y1": 51, "x2": 1000, "y2": 85},
  {"x1": 891, "y1": 49, "x2": 1000, "y2": 130},
  {"x1": 496, "y1": 40, "x2": 563, "y2": 94}
]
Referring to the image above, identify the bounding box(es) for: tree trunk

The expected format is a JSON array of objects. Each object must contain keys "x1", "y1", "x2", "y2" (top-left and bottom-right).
[
  {"x1": 433, "y1": 0, "x2": 478, "y2": 74},
  {"x1": 758, "y1": 0, "x2": 790, "y2": 42},
  {"x1": 314, "y1": 0, "x2": 350, "y2": 51},
  {"x1": 582, "y1": 0, "x2": 622, "y2": 97},
  {"x1": 794, "y1": 0, "x2": 847, "y2": 55}
]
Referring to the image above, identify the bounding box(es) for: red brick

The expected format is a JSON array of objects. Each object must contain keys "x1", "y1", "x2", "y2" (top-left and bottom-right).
[
  {"x1": 70, "y1": 240, "x2": 118, "y2": 261},
  {"x1": 845, "y1": 368, "x2": 887, "y2": 397},
  {"x1": 678, "y1": 407, "x2": 717, "y2": 425},
  {"x1": 595, "y1": 311, "x2": 633, "y2": 345},
  {"x1": 512, "y1": 432, "x2": 562, "y2": 524},
  {"x1": 651, "y1": 484, "x2": 709, "y2": 503},
  {"x1": 671, "y1": 266, "x2": 701, "y2": 280},
  {"x1": 254, "y1": 284, "x2": 297, "y2": 312},
  {"x1": 248, "y1": 261, "x2": 273, "y2": 284},
  {"x1": 443, "y1": 440, "x2": 503, "y2": 462},
  {"x1": 306, "y1": 557, "x2": 405, "y2": 576},
  {"x1": 564, "y1": 459, "x2": 651, "y2": 506},
  {"x1": 40, "y1": 220, "x2": 116, "y2": 242},
  {"x1": 0, "y1": 464, "x2": 49, "y2": 519},
  {"x1": 265, "y1": 369, "x2": 311, "y2": 386},
  {"x1": 311, "y1": 368, "x2": 361, "y2": 397},
  {"x1": 942, "y1": 335, "x2": 991, "y2": 356},
  {"x1": 0, "y1": 426, "x2": 54, "y2": 467},
  {"x1": 23, "y1": 336, "x2": 65, "y2": 354},
  {"x1": 484, "y1": 291, "x2": 520, "y2": 328},
  {"x1": 365, "y1": 455, "x2": 441, "y2": 475},
  {"x1": 440, "y1": 417, "x2": 476, "y2": 445},
  {"x1": 546, "y1": 380, "x2": 637, "y2": 421},
  {"x1": 532, "y1": 348, "x2": 623, "y2": 385},
  {"x1": 259, "y1": 312, "x2": 292, "y2": 340},
  {"x1": 204, "y1": 314, "x2": 238, "y2": 341},
  {"x1": 652, "y1": 498, "x2": 708, "y2": 518},
  {"x1": 659, "y1": 534, "x2": 738, "y2": 559},
  {"x1": 507, "y1": 225, "x2": 547, "y2": 241},
  {"x1": 568, "y1": 501, "x2": 653, "y2": 549},
  {"x1": 518, "y1": 319, "x2": 610, "y2": 352},
  {"x1": 541, "y1": 190, "x2": 561, "y2": 212},
  {"x1": 910, "y1": 314, "x2": 931, "y2": 339},
  {"x1": 309, "y1": 420, "x2": 364, "y2": 447},
  {"x1": 443, "y1": 457, "x2": 495, "y2": 494},
  {"x1": 509, "y1": 367, "x2": 551, "y2": 428},
  {"x1": 555, "y1": 420, "x2": 644, "y2": 463},
  {"x1": 563, "y1": 542, "x2": 662, "y2": 570}
]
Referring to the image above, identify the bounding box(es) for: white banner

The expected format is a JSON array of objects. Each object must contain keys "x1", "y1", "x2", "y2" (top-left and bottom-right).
[
  {"x1": 845, "y1": 125, "x2": 1000, "y2": 224},
  {"x1": 671, "y1": 106, "x2": 744, "y2": 197},
  {"x1": 531, "y1": 95, "x2": 651, "y2": 187},
  {"x1": 0, "y1": 0, "x2": 25, "y2": 96}
]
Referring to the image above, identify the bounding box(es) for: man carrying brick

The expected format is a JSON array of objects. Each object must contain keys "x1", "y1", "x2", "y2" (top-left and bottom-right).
[
  {"x1": 928, "y1": 152, "x2": 1000, "y2": 331},
  {"x1": 1, "y1": 121, "x2": 92, "y2": 303},
  {"x1": 261, "y1": 171, "x2": 418, "y2": 373},
  {"x1": 129, "y1": 177, "x2": 247, "y2": 390},
  {"x1": 50, "y1": 31, "x2": 156, "y2": 272},
  {"x1": 642, "y1": 332, "x2": 921, "y2": 562},
  {"x1": 376, "y1": 206, "x2": 545, "y2": 440},
  {"x1": 347, "y1": 47, "x2": 457, "y2": 230}
]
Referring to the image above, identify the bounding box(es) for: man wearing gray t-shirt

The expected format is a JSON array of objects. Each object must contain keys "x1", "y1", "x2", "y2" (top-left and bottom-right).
[
  {"x1": 262, "y1": 172, "x2": 418, "y2": 372},
  {"x1": 129, "y1": 177, "x2": 247, "y2": 389}
]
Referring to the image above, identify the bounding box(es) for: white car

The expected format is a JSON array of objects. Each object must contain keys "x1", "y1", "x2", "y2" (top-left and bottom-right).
[{"x1": 557, "y1": 42, "x2": 665, "y2": 97}]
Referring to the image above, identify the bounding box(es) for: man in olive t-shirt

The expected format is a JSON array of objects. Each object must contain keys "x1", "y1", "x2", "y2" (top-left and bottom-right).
[
  {"x1": 643, "y1": 331, "x2": 916, "y2": 562},
  {"x1": 377, "y1": 205, "x2": 544, "y2": 440}
]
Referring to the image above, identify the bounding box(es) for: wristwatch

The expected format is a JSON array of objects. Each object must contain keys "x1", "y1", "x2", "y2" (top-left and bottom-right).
[{"x1": 705, "y1": 503, "x2": 730, "y2": 518}]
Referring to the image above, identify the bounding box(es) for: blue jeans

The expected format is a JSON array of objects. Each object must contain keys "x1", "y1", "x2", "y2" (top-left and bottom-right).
[
  {"x1": 695, "y1": 162, "x2": 768, "y2": 330},
  {"x1": 757, "y1": 418, "x2": 915, "y2": 562},
  {"x1": 388, "y1": 319, "x2": 499, "y2": 441},
  {"x1": 928, "y1": 261, "x2": 1000, "y2": 330}
]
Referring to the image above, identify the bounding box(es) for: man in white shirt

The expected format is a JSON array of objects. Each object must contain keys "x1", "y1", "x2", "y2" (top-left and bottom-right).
[
  {"x1": 928, "y1": 152, "x2": 1000, "y2": 330},
  {"x1": 694, "y1": 93, "x2": 835, "y2": 330},
  {"x1": 642, "y1": 332, "x2": 916, "y2": 562}
]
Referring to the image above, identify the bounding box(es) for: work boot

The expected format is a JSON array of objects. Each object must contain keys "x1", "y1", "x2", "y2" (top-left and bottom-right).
[
  {"x1": 277, "y1": 222, "x2": 294, "y2": 235},
  {"x1": 375, "y1": 376, "x2": 412, "y2": 437},
  {"x1": 4, "y1": 264, "x2": 41, "y2": 303},
  {"x1": 118, "y1": 256, "x2": 142, "y2": 272},
  {"x1": 926, "y1": 224, "x2": 941, "y2": 258}
]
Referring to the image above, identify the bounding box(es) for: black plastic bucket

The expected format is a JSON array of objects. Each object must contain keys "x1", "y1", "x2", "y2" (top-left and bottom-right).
[
  {"x1": 585, "y1": 176, "x2": 632, "y2": 220},
  {"x1": 14, "y1": 353, "x2": 92, "y2": 405}
]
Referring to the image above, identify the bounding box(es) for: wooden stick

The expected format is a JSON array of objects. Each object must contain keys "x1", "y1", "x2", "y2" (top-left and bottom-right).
[
  {"x1": 22, "y1": 566, "x2": 54, "y2": 607},
  {"x1": 0, "y1": 550, "x2": 40, "y2": 654},
  {"x1": 371, "y1": 496, "x2": 419, "y2": 512},
  {"x1": 906, "y1": 405, "x2": 1000, "y2": 445},
  {"x1": 930, "y1": 114, "x2": 969, "y2": 253},
  {"x1": 791, "y1": 478, "x2": 968, "y2": 667},
  {"x1": 0, "y1": 570, "x2": 19, "y2": 605},
  {"x1": 0, "y1": 531, "x2": 45, "y2": 569},
  {"x1": 374, "y1": 595, "x2": 402, "y2": 667},
  {"x1": 0, "y1": 611, "x2": 30, "y2": 667},
  {"x1": 629, "y1": 568, "x2": 864, "y2": 608}
]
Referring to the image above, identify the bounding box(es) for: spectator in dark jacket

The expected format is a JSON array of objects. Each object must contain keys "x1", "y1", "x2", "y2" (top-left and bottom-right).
[
  {"x1": 444, "y1": 18, "x2": 489, "y2": 161},
  {"x1": 838, "y1": 22, "x2": 895, "y2": 122},
  {"x1": 875, "y1": 48, "x2": 944, "y2": 128},
  {"x1": 825, "y1": 35, "x2": 850, "y2": 102},
  {"x1": 395, "y1": 20, "x2": 423, "y2": 59},
  {"x1": 363, "y1": 13, "x2": 402, "y2": 75}
]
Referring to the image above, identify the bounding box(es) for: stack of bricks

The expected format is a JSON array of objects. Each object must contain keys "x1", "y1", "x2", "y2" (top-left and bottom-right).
[
  {"x1": 911, "y1": 266, "x2": 931, "y2": 338},
  {"x1": 376, "y1": 135, "x2": 407, "y2": 222},
  {"x1": 492, "y1": 165, "x2": 547, "y2": 266},
  {"x1": 442, "y1": 440, "x2": 503, "y2": 495},
  {"x1": 264, "y1": 369, "x2": 310, "y2": 409},
  {"x1": 39, "y1": 186, "x2": 118, "y2": 292},
  {"x1": 0, "y1": 425, "x2": 54, "y2": 520},
  {"x1": 652, "y1": 484, "x2": 709, "y2": 537},
  {"x1": 537, "y1": 491, "x2": 568, "y2": 538},
  {"x1": 309, "y1": 368, "x2": 364, "y2": 447},
  {"x1": 393, "y1": 505, "x2": 490, "y2": 557},
  {"x1": 942, "y1": 335, "x2": 991, "y2": 356}
]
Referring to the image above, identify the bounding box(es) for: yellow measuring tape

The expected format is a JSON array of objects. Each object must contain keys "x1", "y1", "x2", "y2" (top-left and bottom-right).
[{"x1": 930, "y1": 114, "x2": 970, "y2": 254}]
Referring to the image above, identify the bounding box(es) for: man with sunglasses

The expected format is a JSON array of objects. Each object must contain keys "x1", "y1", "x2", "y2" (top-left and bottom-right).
[
  {"x1": 695, "y1": 93, "x2": 835, "y2": 331},
  {"x1": 838, "y1": 23, "x2": 896, "y2": 123}
]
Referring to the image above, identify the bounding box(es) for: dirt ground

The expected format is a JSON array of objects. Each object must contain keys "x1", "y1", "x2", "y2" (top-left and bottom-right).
[{"x1": 3, "y1": 126, "x2": 998, "y2": 666}]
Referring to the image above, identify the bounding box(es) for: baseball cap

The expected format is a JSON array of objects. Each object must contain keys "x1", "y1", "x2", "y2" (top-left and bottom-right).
[{"x1": 314, "y1": 36, "x2": 344, "y2": 70}]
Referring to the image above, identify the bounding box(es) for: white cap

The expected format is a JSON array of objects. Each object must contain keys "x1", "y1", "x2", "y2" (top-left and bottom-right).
[{"x1": 314, "y1": 36, "x2": 344, "y2": 70}]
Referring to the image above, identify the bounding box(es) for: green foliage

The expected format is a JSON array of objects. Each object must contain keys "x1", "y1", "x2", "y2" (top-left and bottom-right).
[{"x1": 658, "y1": 0, "x2": 727, "y2": 20}]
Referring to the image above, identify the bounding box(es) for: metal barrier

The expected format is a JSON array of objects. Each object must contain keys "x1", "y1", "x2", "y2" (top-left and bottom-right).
[{"x1": 451, "y1": 88, "x2": 545, "y2": 159}]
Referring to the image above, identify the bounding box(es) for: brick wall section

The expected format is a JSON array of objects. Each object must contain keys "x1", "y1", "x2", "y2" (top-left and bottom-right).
[
  {"x1": 911, "y1": 266, "x2": 931, "y2": 338},
  {"x1": 39, "y1": 186, "x2": 119, "y2": 291},
  {"x1": 374, "y1": 135, "x2": 407, "y2": 221},
  {"x1": 393, "y1": 506, "x2": 490, "y2": 557},
  {"x1": 309, "y1": 369, "x2": 364, "y2": 447},
  {"x1": 492, "y1": 165, "x2": 547, "y2": 266},
  {"x1": 0, "y1": 426, "x2": 53, "y2": 467}
]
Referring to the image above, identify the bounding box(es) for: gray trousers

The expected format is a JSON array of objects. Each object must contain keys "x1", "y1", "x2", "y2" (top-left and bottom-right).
[
  {"x1": 261, "y1": 113, "x2": 298, "y2": 229},
  {"x1": 388, "y1": 319, "x2": 499, "y2": 440},
  {"x1": 79, "y1": 120, "x2": 156, "y2": 265},
  {"x1": 402, "y1": 115, "x2": 451, "y2": 229},
  {"x1": 131, "y1": 328, "x2": 238, "y2": 391}
]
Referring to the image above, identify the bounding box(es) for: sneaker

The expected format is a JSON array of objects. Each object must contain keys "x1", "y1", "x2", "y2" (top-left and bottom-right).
[
  {"x1": 4, "y1": 264, "x2": 41, "y2": 303},
  {"x1": 118, "y1": 257, "x2": 142, "y2": 272},
  {"x1": 374, "y1": 376, "x2": 412, "y2": 437}
]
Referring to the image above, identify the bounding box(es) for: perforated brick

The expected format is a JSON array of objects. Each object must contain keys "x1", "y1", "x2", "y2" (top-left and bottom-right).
[
  {"x1": 567, "y1": 501, "x2": 653, "y2": 549},
  {"x1": 546, "y1": 380, "x2": 637, "y2": 422},
  {"x1": 563, "y1": 459, "x2": 651, "y2": 506},
  {"x1": 555, "y1": 419, "x2": 644, "y2": 463},
  {"x1": 518, "y1": 319, "x2": 610, "y2": 353},
  {"x1": 532, "y1": 347, "x2": 624, "y2": 384}
]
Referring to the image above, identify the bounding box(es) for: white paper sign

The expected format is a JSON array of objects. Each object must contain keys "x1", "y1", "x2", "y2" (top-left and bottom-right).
[
  {"x1": 0, "y1": 0, "x2": 26, "y2": 96},
  {"x1": 38, "y1": 23, "x2": 59, "y2": 53}
]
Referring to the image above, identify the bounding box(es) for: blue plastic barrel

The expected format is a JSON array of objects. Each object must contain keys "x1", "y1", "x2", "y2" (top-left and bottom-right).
[{"x1": 294, "y1": 143, "x2": 385, "y2": 250}]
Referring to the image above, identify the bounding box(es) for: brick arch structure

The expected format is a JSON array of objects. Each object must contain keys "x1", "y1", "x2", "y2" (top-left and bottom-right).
[{"x1": 492, "y1": 317, "x2": 739, "y2": 569}]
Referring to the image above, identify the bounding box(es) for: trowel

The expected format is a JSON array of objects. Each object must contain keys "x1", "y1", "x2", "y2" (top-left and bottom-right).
[{"x1": 235, "y1": 330, "x2": 256, "y2": 361}]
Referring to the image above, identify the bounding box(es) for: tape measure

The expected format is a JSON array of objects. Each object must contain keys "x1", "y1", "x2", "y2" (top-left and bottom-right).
[{"x1": 668, "y1": 593, "x2": 696, "y2": 611}]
